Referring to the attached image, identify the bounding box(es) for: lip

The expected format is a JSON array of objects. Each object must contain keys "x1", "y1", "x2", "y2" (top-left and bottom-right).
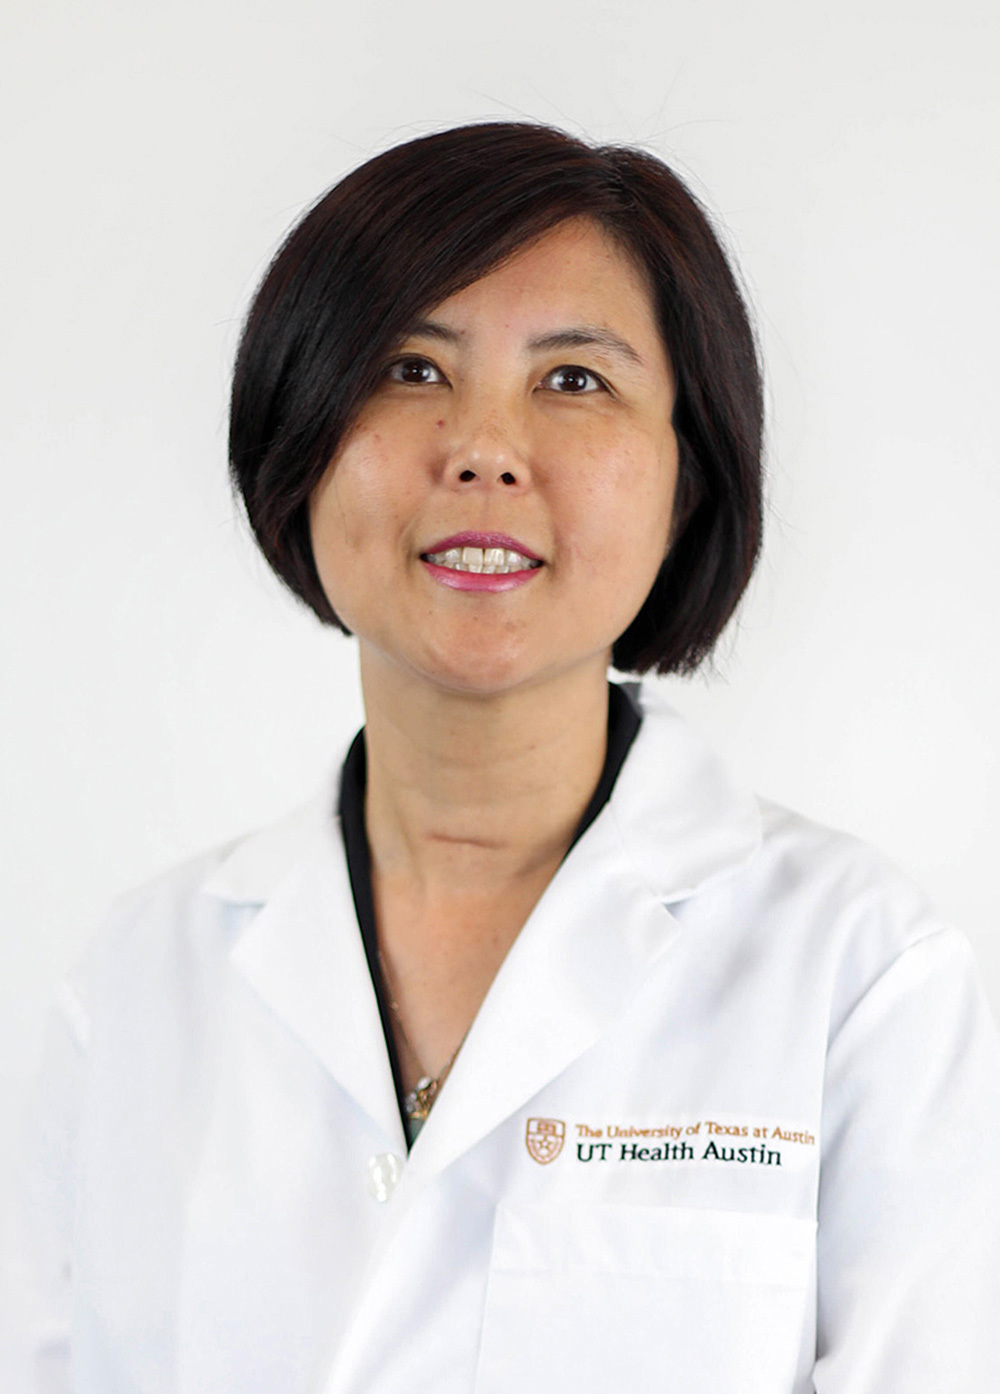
[
  {"x1": 421, "y1": 560, "x2": 542, "y2": 593},
  {"x1": 420, "y1": 531, "x2": 543, "y2": 563}
]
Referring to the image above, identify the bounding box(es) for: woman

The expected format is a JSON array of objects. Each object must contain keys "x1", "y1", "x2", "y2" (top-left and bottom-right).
[{"x1": 9, "y1": 122, "x2": 1000, "y2": 1391}]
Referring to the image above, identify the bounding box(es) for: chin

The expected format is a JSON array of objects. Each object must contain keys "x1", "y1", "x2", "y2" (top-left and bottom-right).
[
  {"x1": 403, "y1": 624, "x2": 530, "y2": 688},
  {"x1": 413, "y1": 646, "x2": 611, "y2": 702},
  {"x1": 419, "y1": 660, "x2": 536, "y2": 699}
]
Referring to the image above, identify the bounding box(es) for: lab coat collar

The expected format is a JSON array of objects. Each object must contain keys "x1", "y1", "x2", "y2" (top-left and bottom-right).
[
  {"x1": 202, "y1": 683, "x2": 761, "y2": 1174},
  {"x1": 215, "y1": 802, "x2": 408, "y2": 1152},
  {"x1": 608, "y1": 682, "x2": 762, "y2": 904}
]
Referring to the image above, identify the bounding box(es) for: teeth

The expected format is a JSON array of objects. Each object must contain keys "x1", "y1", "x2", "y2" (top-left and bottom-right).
[{"x1": 425, "y1": 544, "x2": 540, "y2": 574}]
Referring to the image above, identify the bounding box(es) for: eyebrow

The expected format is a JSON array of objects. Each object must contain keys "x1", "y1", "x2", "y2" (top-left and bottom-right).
[{"x1": 403, "y1": 319, "x2": 645, "y2": 368}]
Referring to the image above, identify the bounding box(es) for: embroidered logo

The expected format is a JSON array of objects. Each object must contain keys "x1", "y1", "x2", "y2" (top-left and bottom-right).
[{"x1": 525, "y1": 1117, "x2": 565, "y2": 1164}]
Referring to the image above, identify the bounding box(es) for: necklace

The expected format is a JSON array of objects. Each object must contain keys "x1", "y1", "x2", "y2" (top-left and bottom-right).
[{"x1": 377, "y1": 948, "x2": 468, "y2": 1123}]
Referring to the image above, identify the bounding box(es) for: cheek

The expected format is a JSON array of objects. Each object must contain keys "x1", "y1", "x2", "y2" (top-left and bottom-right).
[
  {"x1": 307, "y1": 470, "x2": 373, "y2": 625},
  {"x1": 565, "y1": 436, "x2": 677, "y2": 570},
  {"x1": 309, "y1": 472, "x2": 355, "y2": 589},
  {"x1": 311, "y1": 434, "x2": 409, "y2": 556}
]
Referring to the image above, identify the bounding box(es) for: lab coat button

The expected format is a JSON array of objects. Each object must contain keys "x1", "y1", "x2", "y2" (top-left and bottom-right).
[{"x1": 366, "y1": 1152, "x2": 402, "y2": 1202}]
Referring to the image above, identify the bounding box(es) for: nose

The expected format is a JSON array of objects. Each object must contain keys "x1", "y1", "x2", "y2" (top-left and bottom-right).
[{"x1": 442, "y1": 400, "x2": 530, "y2": 491}]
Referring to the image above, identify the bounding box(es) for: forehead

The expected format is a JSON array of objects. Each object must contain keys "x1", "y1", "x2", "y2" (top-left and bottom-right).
[{"x1": 425, "y1": 216, "x2": 661, "y2": 342}]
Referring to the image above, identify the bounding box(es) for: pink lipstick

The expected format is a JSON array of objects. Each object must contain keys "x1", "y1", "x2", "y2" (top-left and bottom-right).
[
  {"x1": 420, "y1": 531, "x2": 544, "y2": 593},
  {"x1": 421, "y1": 531, "x2": 542, "y2": 560}
]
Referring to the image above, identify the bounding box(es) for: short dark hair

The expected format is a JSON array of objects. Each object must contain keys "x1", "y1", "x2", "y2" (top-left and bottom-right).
[{"x1": 229, "y1": 121, "x2": 763, "y2": 674}]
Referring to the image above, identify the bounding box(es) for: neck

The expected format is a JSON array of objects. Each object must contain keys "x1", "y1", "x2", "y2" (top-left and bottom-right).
[{"x1": 359, "y1": 649, "x2": 611, "y2": 896}]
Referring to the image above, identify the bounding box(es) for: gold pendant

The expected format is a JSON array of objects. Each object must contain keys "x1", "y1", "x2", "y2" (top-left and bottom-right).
[{"x1": 405, "y1": 1075, "x2": 440, "y2": 1121}]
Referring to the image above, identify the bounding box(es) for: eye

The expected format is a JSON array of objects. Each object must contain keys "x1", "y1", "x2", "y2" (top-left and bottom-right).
[
  {"x1": 542, "y1": 364, "x2": 607, "y2": 394},
  {"x1": 384, "y1": 356, "x2": 446, "y2": 385}
]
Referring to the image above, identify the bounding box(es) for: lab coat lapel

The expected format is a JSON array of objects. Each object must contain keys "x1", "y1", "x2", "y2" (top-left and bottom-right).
[
  {"x1": 406, "y1": 684, "x2": 763, "y2": 1182},
  {"x1": 209, "y1": 796, "x2": 406, "y2": 1153},
  {"x1": 404, "y1": 808, "x2": 680, "y2": 1183}
]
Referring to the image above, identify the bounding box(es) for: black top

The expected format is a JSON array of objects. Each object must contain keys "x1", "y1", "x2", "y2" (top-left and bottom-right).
[{"x1": 337, "y1": 681, "x2": 642, "y2": 1148}]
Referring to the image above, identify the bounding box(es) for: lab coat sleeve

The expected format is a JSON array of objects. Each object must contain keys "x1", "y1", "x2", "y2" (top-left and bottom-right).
[
  {"x1": 814, "y1": 924, "x2": 1000, "y2": 1390},
  {"x1": 1, "y1": 982, "x2": 89, "y2": 1394}
]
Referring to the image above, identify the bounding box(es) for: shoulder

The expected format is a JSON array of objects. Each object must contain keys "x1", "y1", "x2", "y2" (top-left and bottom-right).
[
  {"x1": 752, "y1": 795, "x2": 943, "y2": 946},
  {"x1": 627, "y1": 686, "x2": 974, "y2": 1023},
  {"x1": 63, "y1": 787, "x2": 339, "y2": 1046},
  {"x1": 755, "y1": 796, "x2": 932, "y2": 919},
  {"x1": 745, "y1": 797, "x2": 980, "y2": 1039},
  {"x1": 623, "y1": 687, "x2": 944, "y2": 953},
  {"x1": 629, "y1": 684, "x2": 946, "y2": 943}
]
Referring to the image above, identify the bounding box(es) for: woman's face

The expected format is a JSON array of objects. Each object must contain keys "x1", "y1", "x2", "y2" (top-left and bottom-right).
[{"x1": 309, "y1": 216, "x2": 679, "y2": 699}]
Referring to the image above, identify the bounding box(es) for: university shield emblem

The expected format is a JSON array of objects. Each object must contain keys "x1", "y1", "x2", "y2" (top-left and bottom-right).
[{"x1": 525, "y1": 1117, "x2": 565, "y2": 1164}]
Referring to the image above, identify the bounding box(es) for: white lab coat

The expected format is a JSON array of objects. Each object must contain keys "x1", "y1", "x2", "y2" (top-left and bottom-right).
[{"x1": 5, "y1": 685, "x2": 1000, "y2": 1392}]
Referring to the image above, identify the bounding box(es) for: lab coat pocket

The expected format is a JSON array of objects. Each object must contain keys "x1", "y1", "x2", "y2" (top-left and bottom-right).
[{"x1": 475, "y1": 1203, "x2": 815, "y2": 1393}]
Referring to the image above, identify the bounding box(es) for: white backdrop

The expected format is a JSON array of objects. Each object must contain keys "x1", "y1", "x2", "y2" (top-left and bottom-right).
[{"x1": 2, "y1": 0, "x2": 998, "y2": 1174}]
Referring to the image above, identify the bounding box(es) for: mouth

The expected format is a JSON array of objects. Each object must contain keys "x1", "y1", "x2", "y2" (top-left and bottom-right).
[
  {"x1": 423, "y1": 545, "x2": 542, "y2": 575},
  {"x1": 420, "y1": 532, "x2": 543, "y2": 575}
]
